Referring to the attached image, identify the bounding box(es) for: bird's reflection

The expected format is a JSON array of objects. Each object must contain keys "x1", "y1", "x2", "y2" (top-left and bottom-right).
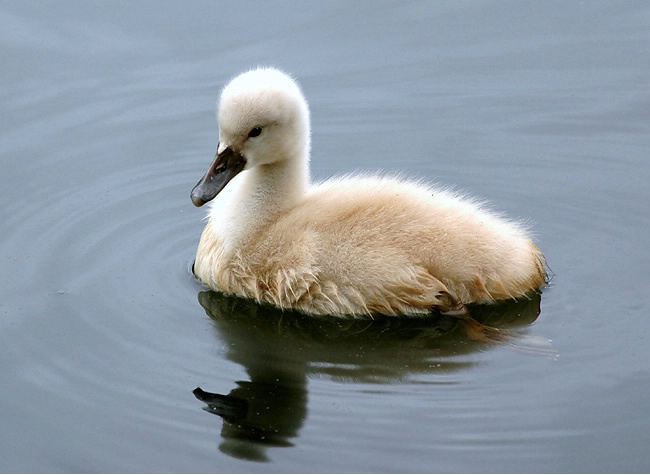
[{"x1": 194, "y1": 290, "x2": 542, "y2": 462}]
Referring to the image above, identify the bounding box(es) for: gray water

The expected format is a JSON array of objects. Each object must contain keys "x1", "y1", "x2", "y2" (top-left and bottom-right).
[{"x1": 2, "y1": 1, "x2": 650, "y2": 472}]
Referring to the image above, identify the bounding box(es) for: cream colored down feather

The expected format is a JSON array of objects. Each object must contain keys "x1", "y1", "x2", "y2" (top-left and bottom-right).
[{"x1": 192, "y1": 67, "x2": 546, "y2": 321}]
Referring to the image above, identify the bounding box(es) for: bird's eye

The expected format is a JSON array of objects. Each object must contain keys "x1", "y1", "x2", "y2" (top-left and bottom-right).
[{"x1": 248, "y1": 127, "x2": 263, "y2": 138}]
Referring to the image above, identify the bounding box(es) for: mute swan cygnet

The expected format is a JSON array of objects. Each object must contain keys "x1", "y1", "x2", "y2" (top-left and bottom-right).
[{"x1": 191, "y1": 67, "x2": 547, "y2": 342}]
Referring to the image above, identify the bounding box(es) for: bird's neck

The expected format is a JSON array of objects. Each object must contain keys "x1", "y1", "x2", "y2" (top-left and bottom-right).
[
  {"x1": 246, "y1": 154, "x2": 310, "y2": 211},
  {"x1": 207, "y1": 152, "x2": 310, "y2": 252}
]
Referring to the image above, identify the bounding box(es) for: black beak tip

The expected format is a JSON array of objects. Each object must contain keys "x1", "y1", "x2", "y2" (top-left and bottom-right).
[
  {"x1": 190, "y1": 147, "x2": 246, "y2": 207},
  {"x1": 191, "y1": 190, "x2": 206, "y2": 207}
]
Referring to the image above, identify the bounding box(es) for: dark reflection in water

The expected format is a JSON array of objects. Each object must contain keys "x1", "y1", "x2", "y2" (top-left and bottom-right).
[{"x1": 193, "y1": 290, "x2": 542, "y2": 462}]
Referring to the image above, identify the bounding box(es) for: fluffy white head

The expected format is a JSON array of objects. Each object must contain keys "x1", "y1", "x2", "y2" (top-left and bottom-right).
[{"x1": 217, "y1": 67, "x2": 311, "y2": 169}]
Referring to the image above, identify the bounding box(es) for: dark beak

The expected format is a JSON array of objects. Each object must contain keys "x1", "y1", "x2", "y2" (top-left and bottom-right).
[{"x1": 191, "y1": 145, "x2": 246, "y2": 207}]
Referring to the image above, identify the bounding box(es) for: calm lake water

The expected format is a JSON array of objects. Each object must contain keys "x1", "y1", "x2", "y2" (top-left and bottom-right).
[{"x1": 2, "y1": 1, "x2": 650, "y2": 472}]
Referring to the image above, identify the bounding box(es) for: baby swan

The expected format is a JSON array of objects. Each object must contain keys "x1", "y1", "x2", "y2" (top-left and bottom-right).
[{"x1": 191, "y1": 67, "x2": 547, "y2": 341}]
